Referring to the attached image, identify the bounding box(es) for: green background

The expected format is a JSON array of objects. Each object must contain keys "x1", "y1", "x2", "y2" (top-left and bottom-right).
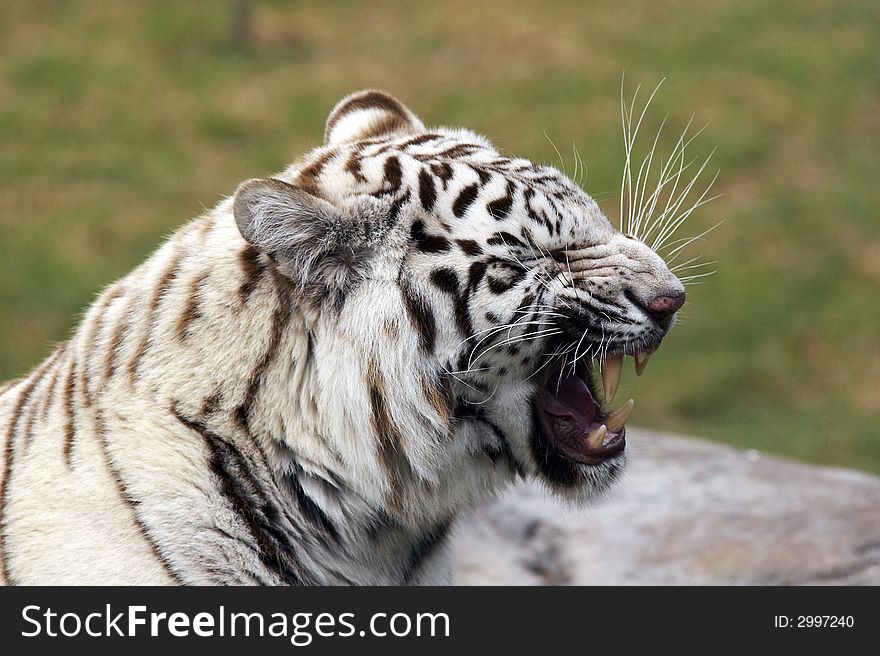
[{"x1": 1, "y1": 1, "x2": 877, "y2": 472}]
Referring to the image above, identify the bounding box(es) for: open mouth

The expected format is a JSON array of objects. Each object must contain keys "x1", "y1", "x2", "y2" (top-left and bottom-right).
[{"x1": 536, "y1": 350, "x2": 653, "y2": 466}]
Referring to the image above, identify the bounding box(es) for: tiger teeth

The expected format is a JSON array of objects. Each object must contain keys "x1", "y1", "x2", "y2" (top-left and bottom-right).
[
  {"x1": 634, "y1": 351, "x2": 651, "y2": 377},
  {"x1": 605, "y1": 399, "x2": 634, "y2": 432},
  {"x1": 586, "y1": 424, "x2": 607, "y2": 450},
  {"x1": 601, "y1": 356, "x2": 623, "y2": 404}
]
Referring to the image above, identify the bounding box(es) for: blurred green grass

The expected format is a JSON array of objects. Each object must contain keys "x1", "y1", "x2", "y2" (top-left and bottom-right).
[{"x1": 1, "y1": 1, "x2": 878, "y2": 472}]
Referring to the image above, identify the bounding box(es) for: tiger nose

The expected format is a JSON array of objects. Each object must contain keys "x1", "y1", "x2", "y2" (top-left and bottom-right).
[{"x1": 646, "y1": 291, "x2": 686, "y2": 318}]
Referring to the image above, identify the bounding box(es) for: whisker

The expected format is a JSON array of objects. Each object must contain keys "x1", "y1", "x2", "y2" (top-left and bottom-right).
[
  {"x1": 662, "y1": 220, "x2": 724, "y2": 259},
  {"x1": 620, "y1": 76, "x2": 665, "y2": 236},
  {"x1": 636, "y1": 118, "x2": 707, "y2": 241},
  {"x1": 649, "y1": 159, "x2": 719, "y2": 252},
  {"x1": 618, "y1": 78, "x2": 719, "y2": 281},
  {"x1": 544, "y1": 131, "x2": 568, "y2": 177},
  {"x1": 630, "y1": 113, "x2": 668, "y2": 240},
  {"x1": 469, "y1": 329, "x2": 562, "y2": 369},
  {"x1": 464, "y1": 383, "x2": 500, "y2": 406},
  {"x1": 678, "y1": 269, "x2": 717, "y2": 282}
]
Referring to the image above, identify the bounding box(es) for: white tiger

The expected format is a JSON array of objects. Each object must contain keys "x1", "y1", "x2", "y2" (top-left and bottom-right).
[{"x1": 0, "y1": 91, "x2": 686, "y2": 585}]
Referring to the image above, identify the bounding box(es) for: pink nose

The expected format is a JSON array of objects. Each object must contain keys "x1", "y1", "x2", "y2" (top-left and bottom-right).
[{"x1": 646, "y1": 292, "x2": 686, "y2": 318}]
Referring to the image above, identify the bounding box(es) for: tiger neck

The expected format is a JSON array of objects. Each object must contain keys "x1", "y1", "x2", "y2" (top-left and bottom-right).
[
  {"x1": 81, "y1": 208, "x2": 458, "y2": 579},
  {"x1": 80, "y1": 205, "x2": 510, "y2": 582}
]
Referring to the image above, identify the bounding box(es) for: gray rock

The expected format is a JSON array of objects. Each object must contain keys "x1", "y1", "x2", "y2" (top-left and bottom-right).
[{"x1": 453, "y1": 429, "x2": 880, "y2": 585}]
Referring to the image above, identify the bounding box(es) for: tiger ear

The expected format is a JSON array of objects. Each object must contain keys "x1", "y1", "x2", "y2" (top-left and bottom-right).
[
  {"x1": 233, "y1": 177, "x2": 393, "y2": 298},
  {"x1": 324, "y1": 90, "x2": 425, "y2": 146}
]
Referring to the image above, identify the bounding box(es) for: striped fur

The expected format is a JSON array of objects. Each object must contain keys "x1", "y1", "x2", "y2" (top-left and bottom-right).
[{"x1": 0, "y1": 90, "x2": 685, "y2": 585}]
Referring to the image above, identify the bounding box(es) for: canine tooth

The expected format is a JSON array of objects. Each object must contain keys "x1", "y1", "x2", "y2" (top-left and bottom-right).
[
  {"x1": 602, "y1": 356, "x2": 623, "y2": 403},
  {"x1": 634, "y1": 351, "x2": 651, "y2": 377},
  {"x1": 605, "y1": 399, "x2": 634, "y2": 432},
  {"x1": 587, "y1": 425, "x2": 607, "y2": 450}
]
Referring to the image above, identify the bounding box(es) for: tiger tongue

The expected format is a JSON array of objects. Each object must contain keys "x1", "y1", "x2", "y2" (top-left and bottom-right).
[{"x1": 540, "y1": 373, "x2": 600, "y2": 427}]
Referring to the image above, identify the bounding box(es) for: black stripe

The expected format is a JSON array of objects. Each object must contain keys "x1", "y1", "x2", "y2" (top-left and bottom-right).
[
  {"x1": 487, "y1": 271, "x2": 525, "y2": 294},
  {"x1": 553, "y1": 249, "x2": 607, "y2": 263},
  {"x1": 399, "y1": 277, "x2": 437, "y2": 354},
  {"x1": 201, "y1": 542, "x2": 273, "y2": 586},
  {"x1": 429, "y1": 267, "x2": 459, "y2": 296},
  {"x1": 366, "y1": 362, "x2": 407, "y2": 512},
  {"x1": 519, "y1": 226, "x2": 537, "y2": 249},
  {"x1": 371, "y1": 115, "x2": 412, "y2": 139},
  {"x1": 410, "y1": 220, "x2": 451, "y2": 254},
  {"x1": 200, "y1": 390, "x2": 222, "y2": 417},
  {"x1": 376, "y1": 156, "x2": 402, "y2": 197},
  {"x1": 435, "y1": 144, "x2": 480, "y2": 159},
  {"x1": 0, "y1": 345, "x2": 65, "y2": 583},
  {"x1": 452, "y1": 183, "x2": 480, "y2": 218},
  {"x1": 467, "y1": 261, "x2": 487, "y2": 290},
  {"x1": 402, "y1": 520, "x2": 452, "y2": 584},
  {"x1": 487, "y1": 231, "x2": 527, "y2": 249},
  {"x1": 430, "y1": 162, "x2": 453, "y2": 189},
  {"x1": 288, "y1": 469, "x2": 340, "y2": 544},
  {"x1": 104, "y1": 297, "x2": 132, "y2": 381},
  {"x1": 454, "y1": 403, "x2": 525, "y2": 476},
  {"x1": 483, "y1": 259, "x2": 526, "y2": 295},
  {"x1": 344, "y1": 150, "x2": 368, "y2": 183},
  {"x1": 296, "y1": 150, "x2": 335, "y2": 196},
  {"x1": 238, "y1": 245, "x2": 267, "y2": 304},
  {"x1": 487, "y1": 181, "x2": 515, "y2": 220},
  {"x1": 209, "y1": 527, "x2": 276, "y2": 585},
  {"x1": 20, "y1": 357, "x2": 57, "y2": 453},
  {"x1": 81, "y1": 284, "x2": 123, "y2": 406},
  {"x1": 95, "y1": 407, "x2": 185, "y2": 584},
  {"x1": 386, "y1": 189, "x2": 410, "y2": 225},
  {"x1": 10, "y1": 362, "x2": 55, "y2": 471},
  {"x1": 0, "y1": 387, "x2": 29, "y2": 585},
  {"x1": 129, "y1": 251, "x2": 183, "y2": 383},
  {"x1": 401, "y1": 133, "x2": 442, "y2": 148},
  {"x1": 564, "y1": 295, "x2": 636, "y2": 324},
  {"x1": 488, "y1": 156, "x2": 513, "y2": 168},
  {"x1": 173, "y1": 409, "x2": 306, "y2": 585},
  {"x1": 40, "y1": 354, "x2": 64, "y2": 421},
  {"x1": 62, "y1": 357, "x2": 77, "y2": 467},
  {"x1": 518, "y1": 292, "x2": 536, "y2": 310},
  {"x1": 418, "y1": 168, "x2": 437, "y2": 212},
  {"x1": 523, "y1": 187, "x2": 554, "y2": 232},
  {"x1": 430, "y1": 268, "x2": 475, "y2": 339},
  {"x1": 421, "y1": 375, "x2": 452, "y2": 421},
  {"x1": 455, "y1": 239, "x2": 483, "y2": 256},
  {"x1": 471, "y1": 166, "x2": 491, "y2": 185},
  {"x1": 234, "y1": 269, "x2": 294, "y2": 434},
  {"x1": 176, "y1": 271, "x2": 209, "y2": 341}
]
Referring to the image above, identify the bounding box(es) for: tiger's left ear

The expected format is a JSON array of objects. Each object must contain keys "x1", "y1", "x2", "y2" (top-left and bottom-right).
[
  {"x1": 233, "y1": 177, "x2": 392, "y2": 298},
  {"x1": 324, "y1": 90, "x2": 425, "y2": 146}
]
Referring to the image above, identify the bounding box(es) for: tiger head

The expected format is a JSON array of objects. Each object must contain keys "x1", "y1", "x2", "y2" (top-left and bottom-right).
[{"x1": 232, "y1": 91, "x2": 687, "y2": 519}]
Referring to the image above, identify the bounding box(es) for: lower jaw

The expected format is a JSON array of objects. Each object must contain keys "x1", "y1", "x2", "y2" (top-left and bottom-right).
[
  {"x1": 529, "y1": 403, "x2": 627, "y2": 489},
  {"x1": 537, "y1": 394, "x2": 628, "y2": 466},
  {"x1": 552, "y1": 427, "x2": 627, "y2": 466}
]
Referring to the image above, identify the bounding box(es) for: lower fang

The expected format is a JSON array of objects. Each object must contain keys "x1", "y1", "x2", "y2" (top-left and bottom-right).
[
  {"x1": 587, "y1": 424, "x2": 607, "y2": 449},
  {"x1": 605, "y1": 399, "x2": 634, "y2": 432}
]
